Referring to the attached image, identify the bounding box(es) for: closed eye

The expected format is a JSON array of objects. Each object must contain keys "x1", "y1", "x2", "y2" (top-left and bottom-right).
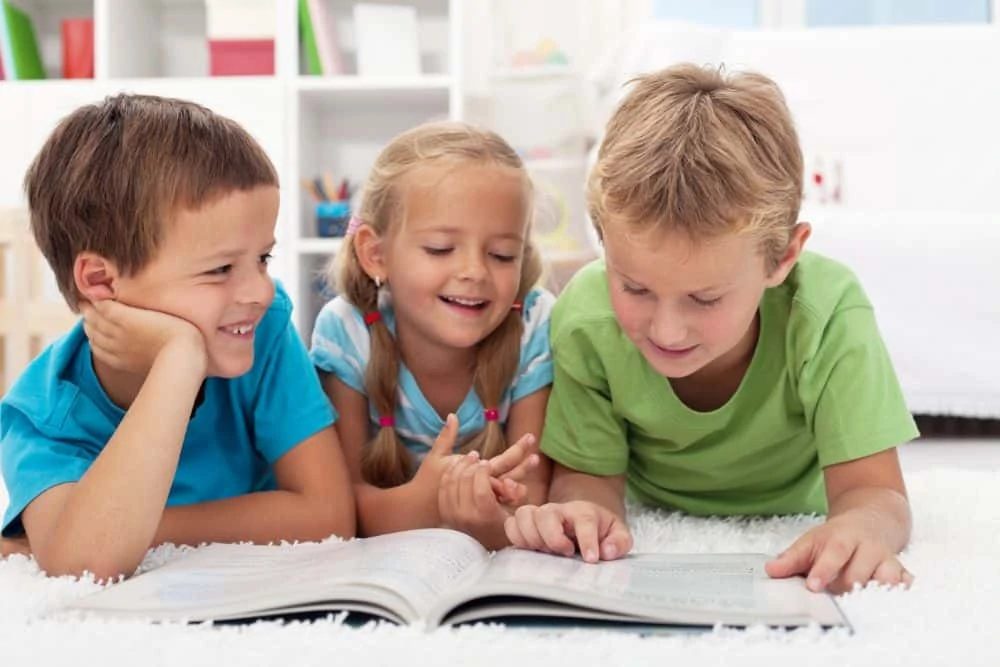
[
  {"x1": 207, "y1": 264, "x2": 233, "y2": 276},
  {"x1": 423, "y1": 247, "x2": 453, "y2": 256},
  {"x1": 691, "y1": 295, "x2": 722, "y2": 307},
  {"x1": 490, "y1": 253, "x2": 516, "y2": 263},
  {"x1": 622, "y1": 283, "x2": 649, "y2": 296}
]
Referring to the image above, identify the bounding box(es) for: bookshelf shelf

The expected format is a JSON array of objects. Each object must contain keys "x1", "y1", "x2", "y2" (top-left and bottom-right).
[
  {"x1": 0, "y1": 0, "x2": 464, "y2": 340},
  {"x1": 1, "y1": 0, "x2": 595, "y2": 341}
]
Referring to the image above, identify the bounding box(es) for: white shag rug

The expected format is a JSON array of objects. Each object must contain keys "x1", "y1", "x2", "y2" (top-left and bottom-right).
[{"x1": 2, "y1": 467, "x2": 999, "y2": 667}]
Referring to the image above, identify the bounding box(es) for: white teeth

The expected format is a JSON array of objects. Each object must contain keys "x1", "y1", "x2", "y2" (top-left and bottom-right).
[
  {"x1": 227, "y1": 324, "x2": 254, "y2": 335},
  {"x1": 443, "y1": 296, "x2": 485, "y2": 307}
]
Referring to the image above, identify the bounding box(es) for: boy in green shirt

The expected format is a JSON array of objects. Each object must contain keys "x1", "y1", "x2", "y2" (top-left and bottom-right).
[{"x1": 505, "y1": 64, "x2": 919, "y2": 594}]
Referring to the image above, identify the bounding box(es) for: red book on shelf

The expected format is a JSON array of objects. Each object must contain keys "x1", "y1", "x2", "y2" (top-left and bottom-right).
[
  {"x1": 209, "y1": 39, "x2": 274, "y2": 76},
  {"x1": 0, "y1": 51, "x2": 5, "y2": 79},
  {"x1": 61, "y1": 18, "x2": 94, "y2": 79}
]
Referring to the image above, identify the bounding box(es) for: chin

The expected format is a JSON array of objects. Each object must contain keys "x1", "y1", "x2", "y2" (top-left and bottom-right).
[
  {"x1": 639, "y1": 347, "x2": 708, "y2": 380},
  {"x1": 207, "y1": 355, "x2": 255, "y2": 379}
]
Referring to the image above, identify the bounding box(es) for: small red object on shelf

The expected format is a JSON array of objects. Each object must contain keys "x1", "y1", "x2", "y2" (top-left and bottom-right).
[
  {"x1": 209, "y1": 39, "x2": 275, "y2": 76},
  {"x1": 61, "y1": 18, "x2": 94, "y2": 79}
]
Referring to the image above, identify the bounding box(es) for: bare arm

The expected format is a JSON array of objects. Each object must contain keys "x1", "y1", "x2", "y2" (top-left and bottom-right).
[
  {"x1": 549, "y1": 463, "x2": 628, "y2": 522},
  {"x1": 21, "y1": 337, "x2": 205, "y2": 581},
  {"x1": 765, "y1": 447, "x2": 913, "y2": 592},
  {"x1": 152, "y1": 424, "x2": 356, "y2": 546},
  {"x1": 322, "y1": 373, "x2": 441, "y2": 535},
  {"x1": 824, "y1": 448, "x2": 911, "y2": 552}
]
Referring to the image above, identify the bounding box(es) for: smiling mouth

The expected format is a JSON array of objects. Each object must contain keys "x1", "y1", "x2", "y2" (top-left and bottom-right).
[
  {"x1": 221, "y1": 323, "x2": 255, "y2": 336},
  {"x1": 440, "y1": 296, "x2": 489, "y2": 310},
  {"x1": 650, "y1": 340, "x2": 697, "y2": 356}
]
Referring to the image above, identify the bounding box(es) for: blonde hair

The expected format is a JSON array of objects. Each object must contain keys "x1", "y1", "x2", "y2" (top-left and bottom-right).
[
  {"x1": 588, "y1": 63, "x2": 803, "y2": 271},
  {"x1": 331, "y1": 121, "x2": 543, "y2": 488}
]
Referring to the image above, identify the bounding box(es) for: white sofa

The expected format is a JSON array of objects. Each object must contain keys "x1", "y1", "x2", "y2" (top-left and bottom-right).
[{"x1": 584, "y1": 22, "x2": 1000, "y2": 418}]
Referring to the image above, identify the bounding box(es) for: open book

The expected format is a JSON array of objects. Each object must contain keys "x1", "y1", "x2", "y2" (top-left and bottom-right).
[{"x1": 57, "y1": 529, "x2": 850, "y2": 632}]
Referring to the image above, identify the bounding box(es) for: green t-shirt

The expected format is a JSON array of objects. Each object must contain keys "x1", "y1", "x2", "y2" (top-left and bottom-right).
[{"x1": 542, "y1": 252, "x2": 919, "y2": 516}]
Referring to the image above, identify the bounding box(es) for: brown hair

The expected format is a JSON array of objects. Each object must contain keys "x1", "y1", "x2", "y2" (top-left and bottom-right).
[
  {"x1": 24, "y1": 93, "x2": 279, "y2": 311},
  {"x1": 588, "y1": 63, "x2": 803, "y2": 271},
  {"x1": 331, "y1": 121, "x2": 543, "y2": 488}
]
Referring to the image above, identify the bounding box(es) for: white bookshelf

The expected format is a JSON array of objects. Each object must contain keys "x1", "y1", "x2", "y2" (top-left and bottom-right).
[{"x1": 0, "y1": 0, "x2": 465, "y2": 339}]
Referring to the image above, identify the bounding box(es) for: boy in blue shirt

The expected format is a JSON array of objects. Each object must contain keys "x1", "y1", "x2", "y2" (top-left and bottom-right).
[{"x1": 0, "y1": 94, "x2": 355, "y2": 579}]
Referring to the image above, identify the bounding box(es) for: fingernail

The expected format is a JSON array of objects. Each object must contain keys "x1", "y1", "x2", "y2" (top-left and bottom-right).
[
  {"x1": 602, "y1": 544, "x2": 617, "y2": 560},
  {"x1": 807, "y1": 577, "x2": 823, "y2": 591},
  {"x1": 585, "y1": 550, "x2": 597, "y2": 562},
  {"x1": 467, "y1": 451, "x2": 480, "y2": 460}
]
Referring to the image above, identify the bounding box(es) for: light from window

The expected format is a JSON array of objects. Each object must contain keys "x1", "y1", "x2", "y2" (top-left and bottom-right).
[
  {"x1": 652, "y1": 0, "x2": 759, "y2": 28},
  {"x1": 806, "y1": 0, "x2": 990, "y2": 26}
]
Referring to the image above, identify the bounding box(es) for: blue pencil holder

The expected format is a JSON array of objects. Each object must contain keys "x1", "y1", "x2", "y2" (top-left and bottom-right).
[{"x1": 316, "y1": 201, "x2": 351, "y2": 238}]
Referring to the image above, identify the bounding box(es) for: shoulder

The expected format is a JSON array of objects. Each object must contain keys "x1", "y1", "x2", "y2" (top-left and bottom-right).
[
  {"x1": 772, "y1": 251, "x2": 878, "y2": 364},
  {"x1": 252, "y1": 279, "x2": 296, "y2": 349},
  {"x1": 550, "y1": 259, "x2": 621, "y2": 346},
  {"x1": 520, "y1": 287, "x2": 556, "y2": 339},
  {"x1": 784, "y1": 251, "x2": 871, "y2": 316},
  {"x1": 312, "y1": 294, "x2": 369, "y2": 350},
  {"x1": 1, "y1": 323, "x2": 86, "y2": 429}
]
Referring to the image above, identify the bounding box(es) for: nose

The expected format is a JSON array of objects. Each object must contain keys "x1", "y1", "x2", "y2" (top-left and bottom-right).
[
  {"x1": 237, "y1": 267, "x2": 275, "y2": 306},
  {"x1": 457, "y1": 249, "x2": 488, "y2": 282},
  {"x1": 648, "y1": 302, "x2": 688, "y2": 348}
]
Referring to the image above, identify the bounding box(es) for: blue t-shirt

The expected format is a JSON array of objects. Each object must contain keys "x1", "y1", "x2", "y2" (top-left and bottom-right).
[
  {"x1": 310, "y1": 288, "x2": 555, "y2": 458},
  {"x1": 0, "y1": 282, "x2": 336, "y2": 537}
]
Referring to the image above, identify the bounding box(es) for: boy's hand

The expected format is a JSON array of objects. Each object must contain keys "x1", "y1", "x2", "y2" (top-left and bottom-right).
[
  {"x1": 505, "y1": 501, "x2": 633, "y2": 564},
  {"x1": 0, "y1": 536, "x2": 31, "y2": 558},
  {"x1": 765, "y1": 511, "x2": 914, "y2": 594},
  {"x1": 80, "y1": 299, "x2": 207, "y2": 375}
]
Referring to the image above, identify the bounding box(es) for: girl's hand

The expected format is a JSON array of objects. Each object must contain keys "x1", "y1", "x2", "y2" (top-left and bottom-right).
[
  {"x1": 485, "y1": 434, "x2": 539, "y2": 505},
  {"x1": 438, "y1": 453, "x2": 511, "y2": 547},
  {"x1": 765, "y1": 511, "x2": 914, "y2": 594},
  {"x1": 411, "y1": 414, "x2": 466, "y2": 497},
  {"x1": 413, "y1": 415, "x2": 529, "y2": 503},
  {"x1": 0, "y1": 536, "x2": 31, "y2": 558},
  {"x1": 80, "y1": 299, "x2": 207, "y2": 376}
]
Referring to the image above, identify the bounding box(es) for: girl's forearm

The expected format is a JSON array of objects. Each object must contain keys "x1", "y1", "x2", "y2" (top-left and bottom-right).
[{"x1": 355, "y1": 480, "x2": 440, "y2": 535}]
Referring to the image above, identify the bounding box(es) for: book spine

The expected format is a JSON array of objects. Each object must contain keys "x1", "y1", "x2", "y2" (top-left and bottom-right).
[{"x1": 298, "y1": 0, "x2": 322, "y2": 75}]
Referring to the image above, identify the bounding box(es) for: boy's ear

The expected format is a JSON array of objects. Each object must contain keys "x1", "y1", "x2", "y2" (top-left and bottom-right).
[
  {"x1": 352, "y1": 224, "x2": 387, "y2": 282},
  {"x1": 765, "y1": 223, "x2": 811, "y2": 287},
  {"x1": 73, "y1": 252, "x2": 119, "y2": 303}
]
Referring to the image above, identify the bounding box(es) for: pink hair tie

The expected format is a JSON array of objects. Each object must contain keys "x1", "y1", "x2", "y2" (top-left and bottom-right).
[
  {"x1": 379, "y1": 415, "x2": 395, "y2": 428},
  {"x1": 484, "y1": 408, "x2": 500, "y2": 422},
  {"x1": 346, "y1": 214, "x2": 364, "y2": 236}
]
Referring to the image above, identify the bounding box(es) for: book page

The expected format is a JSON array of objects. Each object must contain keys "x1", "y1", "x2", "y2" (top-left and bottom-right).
[
  {"x1": 434, "y1": 550, "x2": 845, "y2": 628},
  {"x1": 61, "y1": 529, "x2": 489, "y2": 624}
]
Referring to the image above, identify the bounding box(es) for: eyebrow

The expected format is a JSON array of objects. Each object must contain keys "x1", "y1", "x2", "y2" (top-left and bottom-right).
[
  {"x1": 614, "y1": 269, "x2": 731, "y2": 293},
  {"x1": 418, "y1": 226, "x2": 524, "y2": 242},
  {"x1": 201, "y1": 239, "x2": 277, "y2": 262}
]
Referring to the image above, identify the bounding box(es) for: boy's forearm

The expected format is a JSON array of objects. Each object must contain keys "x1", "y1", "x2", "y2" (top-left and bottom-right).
[
  {"x1": 549, "y1": 468, "x2": 628, "y2": 521},
  {"x1": 355, "y1": 480, "x2": 441, "y2": 535},
  {"x1": 34, "y1": 342, "x2": 204, "y2": 579},
  {"x1": 154, "y1": 488, "x2": 355, "y2": 546},
  {"x1": 829, "y1": 486, "x2": 912, "y2": 552}
]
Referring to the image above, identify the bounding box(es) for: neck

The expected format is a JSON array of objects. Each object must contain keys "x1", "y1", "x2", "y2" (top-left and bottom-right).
[
  {"x1": 696, "y1": 309, "x2": 761, "y2": 385},
  {"x1": 91, "y1": 356, "x2": 147, "y2": 410},
  {"x1": 395, "y1": 324, "x2": 477, "y2": 381}
]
